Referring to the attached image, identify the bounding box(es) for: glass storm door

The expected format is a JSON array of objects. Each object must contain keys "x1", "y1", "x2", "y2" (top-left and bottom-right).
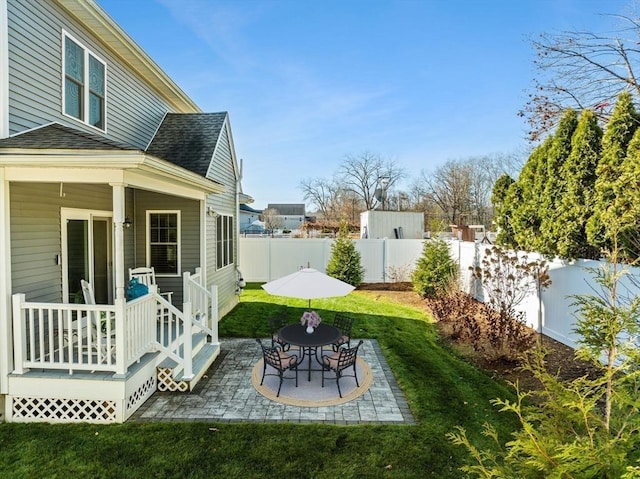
[{"x1": 63, "y1": 210, "x2": 112, "y2": 304}]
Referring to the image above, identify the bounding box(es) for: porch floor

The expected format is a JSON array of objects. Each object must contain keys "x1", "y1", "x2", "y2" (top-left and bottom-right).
[{"x1": 129, "y1": 338, "x2": 415, "y2": 425}]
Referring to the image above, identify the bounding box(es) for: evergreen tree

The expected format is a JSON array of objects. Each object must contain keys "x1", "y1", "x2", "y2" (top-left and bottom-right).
[
  {"x1": 491, "y1": 174, "x2": 518, "y2": 248},
  {"x1": 449, "y1": 242, "x2": 640, "y2": 478},
  {"x1": 326, "y1": 220, "x2": 364, "y2": 286},
  {"x1": 411, "y1": 239, "x2": 457, "y2": 298},
  {"x1": 555, "y1": 109, "x2": 602, "y2": 260},
  {"x1": 608, "y1": 127, "x2": 640, "y2": 260},
  {"x1": 511, "y1": 137, "x2": 553, "y2": 251},
  {"x1": 538, "y1": 109, "x2": 578, "y2": 257},
  {"x1": 587, "y1": 91, "x2": 639, "y2": 253}
]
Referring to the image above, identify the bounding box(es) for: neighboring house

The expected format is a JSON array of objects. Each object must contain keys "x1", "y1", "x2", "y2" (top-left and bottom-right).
[
  {"x1": 0, "y1": 0, "x2": 249, "y2": 423},
  {"x1": 239, "y1": 203, "x2": 263, "y2": 234},
  {"x1": 266, "y1": 203, "x2": 306, "y2": 231}
]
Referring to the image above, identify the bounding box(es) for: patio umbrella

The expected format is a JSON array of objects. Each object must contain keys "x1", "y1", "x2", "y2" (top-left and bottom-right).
[{"x1": 262, "y1": 268, "x2": 355, "y2": 308}]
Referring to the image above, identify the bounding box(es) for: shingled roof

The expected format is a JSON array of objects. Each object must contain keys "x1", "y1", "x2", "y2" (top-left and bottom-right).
[
  {"x1": 146, "y1": 112, "x2": 228, "y2": 177},
  {"x1": 0, "y1": 123, "x2": 137, "y2": 150}
]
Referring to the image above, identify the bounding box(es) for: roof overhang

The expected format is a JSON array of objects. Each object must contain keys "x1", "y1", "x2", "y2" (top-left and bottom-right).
[
  {"x1": 0, "y1": 149, "x2": 225, "y2": 199},
  {"x1": 55, "y1": 0, "x2": 200, "y2": 113},
  {"x1": 239, "y1": 192, "x2": 254, "y2": 204}
]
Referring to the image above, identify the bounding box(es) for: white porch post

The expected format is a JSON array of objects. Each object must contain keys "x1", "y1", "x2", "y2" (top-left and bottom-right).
[
  {"x1": 111, "y1": 183, "x2": 127, "y2": 376},
  {"x1": 0, "y1": 170, "x2": 12, "y2": 391},
  {"x1": 182, "y1": 301, "x2": 193, "y2": 380},
  {"x1": 210, "y1": 285, "x2": 219, "y2": 346},
  {"x1": 111, "y1": 183, "x2": 126, "y2": 300},
  {"x1": 11, "y1": 294, "x2": 25, "y2": 375}
]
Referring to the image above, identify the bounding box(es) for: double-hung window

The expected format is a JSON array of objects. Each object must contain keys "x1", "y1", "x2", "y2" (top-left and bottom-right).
[
  {"x1": 216, "y1": 215, "x2": 234, "y2": 269},
  {"x1": 148, "y1": 212, "x2": 180, "y2": 275},
  {"x1": 63, "y1": 31, "x2": 106, "y2": 130}
]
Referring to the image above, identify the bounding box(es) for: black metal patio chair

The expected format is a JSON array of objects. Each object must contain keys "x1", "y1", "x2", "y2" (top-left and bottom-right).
[
  {"x1": 268, "y1": 310, "x2": 290, "y2": 351},
  {"x1": 256, "y1": 338, "x2": 299, "y2": 397},
  {"x1": 331, "y1": 313, "x2": 354, "y2": 351},
  {"x1": 321, "y1": 340, "x2": 363, "y2": 398}
]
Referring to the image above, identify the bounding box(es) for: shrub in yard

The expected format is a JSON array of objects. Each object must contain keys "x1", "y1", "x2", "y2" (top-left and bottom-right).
[
  {"x1": 411, "y1": 239, "x2": 458, "y2": 298},
  {"x1": 326, "y1": 220, "x2": 364, "y2": 286},
  {"x1": 469, "y1": 245, "x2": 550, "y2": 362},
  {"x1": 425, "y1": 289, "x2": 482, "y2": 342},
  {"x1": 450, "y1": 242, "x2": 640, "y2": 478}
]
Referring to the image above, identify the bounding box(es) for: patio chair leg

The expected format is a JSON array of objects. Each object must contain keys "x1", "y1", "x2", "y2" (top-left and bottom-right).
[
  {"x1": 354, "y1": 363, "x2": 359, "y2": 387},
  {"x1": 276, "y1": 372, "x2": 284, "y2": 397},
  {"x1": 260, "y1": 361, "x2": 267, "y2": 386},
  {"x1": 336, "y1": 372, "x2": 343, "y2": 398}
]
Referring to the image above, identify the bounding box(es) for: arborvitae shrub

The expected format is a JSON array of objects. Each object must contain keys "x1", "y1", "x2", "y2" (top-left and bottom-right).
[
  {"x1": 326, "y1": 221, "x2": 364, "y2": 287},
  {"x1": 411, "y1": 239, "x2": 457, "y2": 298}
]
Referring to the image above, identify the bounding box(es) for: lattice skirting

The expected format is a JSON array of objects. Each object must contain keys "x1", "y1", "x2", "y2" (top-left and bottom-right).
[
  {"x1": 126, "y1": 375, "x2": 157, "y2": 415},
  {"x1": 11, "y1": 396, "x2": 117, "y2": 423},
  {"x1": 157, "y1": 367, "x2": 189, "y2": 392}
]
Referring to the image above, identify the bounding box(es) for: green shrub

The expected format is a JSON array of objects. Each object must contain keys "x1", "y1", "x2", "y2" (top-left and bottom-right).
[
  {"x1": 326, "y1": 220, "x2": 364, "y2": 286},
  {"x1": 411, "y1": 239, "x2": 457, "y2": 298}
]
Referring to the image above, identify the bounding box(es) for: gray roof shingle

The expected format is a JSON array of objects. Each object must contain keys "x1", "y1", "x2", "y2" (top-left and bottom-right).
[
  {"x1": 146, "y1": 112, "x2": 228, "y2": 177},
  {"x1": 267, "y1": 204, "x2": 306, "y2": 215},
  {"x1": 0, "y1": 123, "x2": 137, "y2": 150}
]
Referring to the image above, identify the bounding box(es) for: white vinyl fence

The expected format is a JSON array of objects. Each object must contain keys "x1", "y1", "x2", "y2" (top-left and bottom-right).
[
  {"x1": 239, "y1": 237, "x2": 640, "y2": 351},
  {"x1": 452, "y1": 241, "x2": 640, "y2": 350},
  {"x1": 239, "y1": 237, "x2": 424, "y2": 283}
]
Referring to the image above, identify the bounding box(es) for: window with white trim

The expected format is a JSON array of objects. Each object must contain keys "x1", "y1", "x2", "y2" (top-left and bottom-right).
[
  {"x1": 63, "y1": 32, "x2": 106, "y2": 130},
  {"x1": 216, "y1": 214, "x2": 234, "y2": 269},
  {"x1": 148, "y1": 212, "x2": 180, "y2": 275}
]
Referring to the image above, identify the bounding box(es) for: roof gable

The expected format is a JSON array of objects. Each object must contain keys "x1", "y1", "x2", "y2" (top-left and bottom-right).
[{"x1": 146, "y1": 113, "x2": 227, "y2": 177}]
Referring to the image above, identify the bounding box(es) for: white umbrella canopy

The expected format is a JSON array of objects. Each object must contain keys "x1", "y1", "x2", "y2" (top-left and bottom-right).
[{"x1": 262, "y1": 268, "x2": 355, "y2": 307}]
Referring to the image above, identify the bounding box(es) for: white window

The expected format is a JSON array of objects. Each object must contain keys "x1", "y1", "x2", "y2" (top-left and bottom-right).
[
  {"x1": 147, "y1": 211, "x2": 180, "y2": 275},
  {"x1": 216, "y1": 214, "x2": 234, "y2": 269},
  {"x1": 63, "y1": 31, "x2": 106, "y2": 131}
]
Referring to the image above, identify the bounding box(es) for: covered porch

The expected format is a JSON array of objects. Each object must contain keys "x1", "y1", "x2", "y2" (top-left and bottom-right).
[
  {"x1": 0, "y1": 136, "x2": 229, "y2": 423},
  {"x1": 9, "y1": 268, "x2": 219, "y2": 423}
]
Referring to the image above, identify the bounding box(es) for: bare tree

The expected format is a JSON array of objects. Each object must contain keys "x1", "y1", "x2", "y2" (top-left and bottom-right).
[
  {"x1": 412, "y1": 154, "x2": 523, "y2": 227},
  {"x1": 261, "y1": 208, "x2": 284, "y2": 235},
  {"x1": 419, "y1": 160, "x2": 473, "y2": 225},
  {"x1": 337, "y1": 152, "x2": 405, "y2": 210},
  {"x1": 523, "y1": 10, "x2": 640, "y2": 140},
  {"x1": 299, "y1": 178, "x2": 341, "y2": 220}
]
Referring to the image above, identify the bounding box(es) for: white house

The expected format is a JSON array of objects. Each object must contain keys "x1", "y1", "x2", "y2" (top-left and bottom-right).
[{"x1": 266, "y1": 203, "x2": 306, "y2": 231}]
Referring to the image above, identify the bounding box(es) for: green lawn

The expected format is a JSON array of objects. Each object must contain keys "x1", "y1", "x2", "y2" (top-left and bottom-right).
[{"x1": 0, "y1": 284, "x2": 517, "y2": 478}]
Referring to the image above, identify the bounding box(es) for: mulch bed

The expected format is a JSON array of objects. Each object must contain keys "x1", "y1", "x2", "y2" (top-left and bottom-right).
[{"x1": 356, "y1": 282, "x2": 601, "y2": 391}]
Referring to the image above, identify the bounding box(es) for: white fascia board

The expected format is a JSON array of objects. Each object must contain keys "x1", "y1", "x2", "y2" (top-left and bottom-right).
[
  {"x1": 4, "y1": 166, "x2": 125, "y2": 183},
  {"x1": 0, "y1": 150, "x2": 225, "y2": 194},
  {"x1": 123, "y1": 170, "x2": 206, "y2": 200}
]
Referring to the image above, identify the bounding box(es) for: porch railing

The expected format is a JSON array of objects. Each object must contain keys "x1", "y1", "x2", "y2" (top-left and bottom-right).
[
  {"x1": 11, "y1": 293, "x2": 157, "y2": 375},
  {"x1": 183, "y1": 268, "x2": 219, "y2": 345},
  {"x1": 12, "y1": 272, "x2": 219, "y2": 379}
]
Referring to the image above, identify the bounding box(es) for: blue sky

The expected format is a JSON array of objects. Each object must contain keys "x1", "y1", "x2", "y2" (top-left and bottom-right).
[{"x1": 97, "y1": 0, "x2": 631, "y2": 209}]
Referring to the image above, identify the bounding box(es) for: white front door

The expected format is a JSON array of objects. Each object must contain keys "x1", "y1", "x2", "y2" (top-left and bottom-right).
[{"x1": 61, "y1": 208, "x2": 113, "y2": 304}]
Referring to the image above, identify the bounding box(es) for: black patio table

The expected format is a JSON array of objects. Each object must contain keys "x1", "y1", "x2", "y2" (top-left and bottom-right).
[{"x1": 278, "y1": 323, "x2": 341, "y2": 381}]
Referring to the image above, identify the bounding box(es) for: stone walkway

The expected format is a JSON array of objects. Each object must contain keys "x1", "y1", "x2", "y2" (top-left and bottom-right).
[{"x1": 130, "y1": 338, "x2": 415, "y2": 425}]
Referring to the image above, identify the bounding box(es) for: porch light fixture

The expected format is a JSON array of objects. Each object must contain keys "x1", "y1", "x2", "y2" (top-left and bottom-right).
[{"x1": 123, "y1": 217, "x2": 132, "y2": 228}]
